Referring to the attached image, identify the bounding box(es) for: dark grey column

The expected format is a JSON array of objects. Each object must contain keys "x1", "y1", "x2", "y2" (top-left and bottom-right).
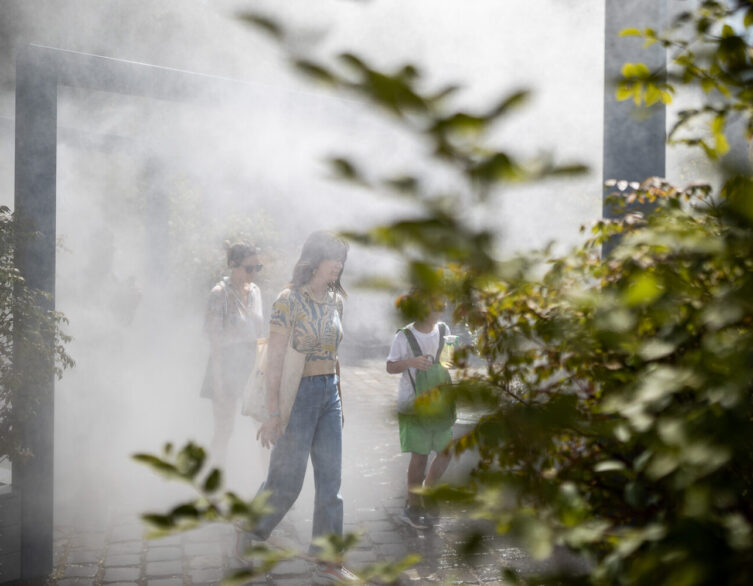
[
  {"x1": 13, "y1": 44, "x2": 58, "y2": 584},
  {"x1": 603, "y1": 0, "x2": 667, "y2": 227}
]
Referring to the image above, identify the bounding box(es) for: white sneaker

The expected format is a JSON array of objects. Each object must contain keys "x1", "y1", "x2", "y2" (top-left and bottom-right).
[{"x1": 312, "y1": 563, "x2": 360, "y2": 584}]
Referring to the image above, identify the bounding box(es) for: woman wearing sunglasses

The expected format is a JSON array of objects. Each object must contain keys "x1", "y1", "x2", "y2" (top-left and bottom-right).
[{"x1": 201, "y1": 241, "x2": 264, "y2": 467}]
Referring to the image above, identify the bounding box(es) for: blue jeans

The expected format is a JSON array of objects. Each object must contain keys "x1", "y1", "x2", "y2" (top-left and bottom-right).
[{"x1": 250, "y1": 374, "x2": 343, "y2": 553}]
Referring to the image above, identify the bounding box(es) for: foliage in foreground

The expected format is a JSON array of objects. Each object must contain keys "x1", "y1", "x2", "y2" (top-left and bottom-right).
[
  {"x1": 133, "y1": 442, "x2": 419, "y2": 585},
  {"x1": 0, "y1": 207, "x2": 74, "y2": 462}
]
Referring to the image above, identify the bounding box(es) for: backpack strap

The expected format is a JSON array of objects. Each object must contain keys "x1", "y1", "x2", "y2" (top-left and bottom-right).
[
  {"x1": 400, "y1": 327, "x2": 423, "y2": 358},
  {"x1": 400, "y1": 324, "x2": 448, "y2": 395},
  {"x1": 435, "y1": 323, "x2": 447, "y2": 363}
]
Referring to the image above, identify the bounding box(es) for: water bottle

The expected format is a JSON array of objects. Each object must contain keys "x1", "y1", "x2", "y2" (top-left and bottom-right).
[{"x1": 440, "y1": 335, "x2": 458, "y2": 368}]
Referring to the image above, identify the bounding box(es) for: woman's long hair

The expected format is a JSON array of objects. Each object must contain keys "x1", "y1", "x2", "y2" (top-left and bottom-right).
[{"x1": 290, "y1": 231, "x2": 348, "y2": 297}]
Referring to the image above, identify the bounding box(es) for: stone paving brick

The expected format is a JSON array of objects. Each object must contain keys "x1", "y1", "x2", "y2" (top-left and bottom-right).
[
  {"x1": 369, "y1": 530, "x2": 404, "y2": 544},
  {"x1": 184, "y1": 542, "x2": 222, "y2": 557},
  {"x1": 51, "y1": 363, "x2": 571, "y2": 585},
  {"x1": 352, "y1": 507, "x2": 383, "y2": 521},
  {"x1": 109, "y1": 526, "x2": 145, "y2": 543},
  {"x1": 145, "y1": 559, "x2": 183, "y2": 576},
  {"x1": 377, "y1": 542, "x2": 413, "y2": 559},
  {"x1": 345, "y1": 548, "x2": 378, "y2": 564},
  {"x1": 361, "y1": 519, "x2": 395, "y2": 532},
  {"x1": 145, "y1": 579, "x2": 184, "y2": 586},
  {"x1": 187, "y1": 554, "x2": 223, "y2": 569},
  {"x1": 105, "y1": 553, "x2": 141, "y2": 566},
  {"x1": 275, "y1": 578, "x2": 308, "y2": 586},
  {"x1": 145, "y1": 546, "x2": 182, "y2": 562},
  {"x1": 107, "y1": 540, "x2": 143, "y2": 555},
  {"x1": 66, "y1": 549, "x2": 103, "y2": 564},
  {"x1": 75, "y1": 532, "x2": 108, "y2": 550},
  {"x1": 268, "y1": 557, "x2": 309, "y2": 576},
  {"x1": 102, "y1": 566, "x2": 141, "y2": 582},
  {"x1": 189, "y1": 567, "x2": 224, "y2": 582},
  {"x1": 62, "y1": 564, "x2": 99, "y2": 578},
  {"x1": 154, "y1": 534, "x2": 183, "y2": 546}
]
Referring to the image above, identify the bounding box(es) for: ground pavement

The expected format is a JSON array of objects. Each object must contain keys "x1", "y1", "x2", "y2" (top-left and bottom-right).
[{"x1": 50, "y1": 361, "x2": 580, "y2": 585}]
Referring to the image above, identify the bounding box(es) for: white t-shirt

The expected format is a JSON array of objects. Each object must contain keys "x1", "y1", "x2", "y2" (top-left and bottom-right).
[{"x1": 387, "y1": 322, "x2": 450, "y2": 414}]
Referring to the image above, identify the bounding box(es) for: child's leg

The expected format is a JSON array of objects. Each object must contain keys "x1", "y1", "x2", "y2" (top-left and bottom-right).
[
  {"x1": 407, "y1": 453, "x2": 429, "y2": 508},
  {"x1": 424, "y1": 451, "x2": 451, "y2": 487}
]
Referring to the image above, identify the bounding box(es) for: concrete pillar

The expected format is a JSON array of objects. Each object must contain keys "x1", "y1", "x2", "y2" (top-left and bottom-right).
[
  {"x1": 603, "y1": 0, "x2": 667, "y2": 235},
  {"x1": 13, "y1": 44, "x2": 58, "y2": 584}
]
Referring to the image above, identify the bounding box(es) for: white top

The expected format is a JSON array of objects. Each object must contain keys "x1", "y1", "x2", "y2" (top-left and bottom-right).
[{"x1": 386, "y1": 322, "x2": 450, "y2": 414}]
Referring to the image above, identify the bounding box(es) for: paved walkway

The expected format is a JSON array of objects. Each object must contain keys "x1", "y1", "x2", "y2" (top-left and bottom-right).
[{"x1": 49, "y1": 361, "x2": 567, "y2": 585}]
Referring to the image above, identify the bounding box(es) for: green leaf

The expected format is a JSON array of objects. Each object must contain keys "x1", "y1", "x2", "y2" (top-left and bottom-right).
[
  {"x1": 621, "y1": 62, "x2": 651, "y2": 79},
  {"x1": 616, "y1": 83, "x2": 634, "y2": 101},
  {"x1": 486, "y1": 89, "x2": 531, "y2": 120},
  {"x1": 711, "y1": 114, "x2": 729, "y2": 156},
  {"x1": 143, "y1": 514, "x2": 175, "y2": 529},
  {"x1": 237, "y1": 12, "x2": 284, "y2": 39},
  {"x1": 645, "y1": 83, "x2": 662, "y2": 106},
  {"x1": 383, "y1": 175, "x2": 419, "y2": 194},
  {"x1": 619, "y1": 28, "x2": 641, "y2": 37},
  {"x1": 623, "y1": 272, "x2": 663, "y2": 306},
  {"x1": 170, "y1": 504, "x2": 200, "y2": 520},
  {"x1": 745, "y1": 8, "x2": 753, "y2": 28},
  {"x1": 293, "y1": 60, "x2": 337, "y2": 85},
  {"x1": 469, "y1": 152, "x2": 524, "y2": 183},
  {"x1": 203, "y1": 468, "x2": 222, "y2": 493},
  {"x1": 329, "y1": 157, "x2": 366, "y2": 185}
]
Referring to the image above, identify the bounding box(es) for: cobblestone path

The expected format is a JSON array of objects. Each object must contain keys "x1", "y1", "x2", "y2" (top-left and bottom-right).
[{"x1": 50, "y1": 361, "x2": 574, "y2": 585}]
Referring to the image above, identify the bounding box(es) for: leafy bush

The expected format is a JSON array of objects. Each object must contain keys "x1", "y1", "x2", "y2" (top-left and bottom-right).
[{"x1": 0, "y1": 206, "x2": 74, "y2": 462}]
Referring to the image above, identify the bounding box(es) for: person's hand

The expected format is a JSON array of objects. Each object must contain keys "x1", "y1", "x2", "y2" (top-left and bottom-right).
[
  {"x1": 257, "y1": 416, "x2": 282, "y2": 448},
  {"x1": 409, "y1": 355, "x2": 433, "y2": 371}
]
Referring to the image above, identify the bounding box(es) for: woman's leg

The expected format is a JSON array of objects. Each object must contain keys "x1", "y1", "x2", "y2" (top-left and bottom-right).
[
  {"x1": 251, "y1": 377, "x2": 321, "y2": 540},
  {"x1": 309, "y1": 375, "x2": 344, "y2": 549},
  {"x1": 210, "y1": 395, "x2": 236, "y2": 468}
]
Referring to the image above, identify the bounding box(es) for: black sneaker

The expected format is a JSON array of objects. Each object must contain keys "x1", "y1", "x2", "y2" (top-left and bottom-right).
[
  {"x1": 422, "y1": 500, "x2": 440, "y2": 527},
  {"x1": 399, "y1": 506, "x2": 429, "y2": 530}
]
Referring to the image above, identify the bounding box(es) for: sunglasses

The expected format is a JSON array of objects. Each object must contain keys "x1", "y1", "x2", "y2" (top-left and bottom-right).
[{"x1": 243, "y1": 264, "x2": 263, "y2": 274}]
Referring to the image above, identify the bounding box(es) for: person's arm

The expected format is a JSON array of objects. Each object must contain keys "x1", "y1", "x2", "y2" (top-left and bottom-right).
[
  {"x1": 336, "y1": 359, "x2": 344, "y2": 427},
  {"x1": 250, "y1": 284, "x2": 264, "y2": 335},
  {"x1": 386, "y1": 355, "x2": 433, "y2": 374},
  {"x1": 256, "y1": 329, "x2": 287, "y2": 448}
]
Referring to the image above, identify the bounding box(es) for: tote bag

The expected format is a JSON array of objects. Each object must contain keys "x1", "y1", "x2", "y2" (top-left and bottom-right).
[
  {"x1": 241, "y1": 302, "x2": 306, "y2": 430},
  {"x1": 241, "y1": 338, "x2": 268, "y2": 421}
]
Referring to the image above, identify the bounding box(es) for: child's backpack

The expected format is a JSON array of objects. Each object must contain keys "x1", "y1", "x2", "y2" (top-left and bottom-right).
[{"x1": 401, "y1": 323, "x2": 456, "y2": 429}]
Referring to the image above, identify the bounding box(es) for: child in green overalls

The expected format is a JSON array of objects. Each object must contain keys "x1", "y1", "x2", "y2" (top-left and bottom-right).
[{"x1": 386, "y1": 291, "x2": 455, "y2": 530}]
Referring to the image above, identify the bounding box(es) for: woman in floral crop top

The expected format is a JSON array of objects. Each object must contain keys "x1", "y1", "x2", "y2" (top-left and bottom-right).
[{"x1": 248, "y1": 231, "x2": 358, "y2": 584}]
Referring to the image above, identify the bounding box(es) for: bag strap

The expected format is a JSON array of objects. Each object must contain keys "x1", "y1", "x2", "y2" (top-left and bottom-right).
[
  {"x1": 401, "y1": 327, "x2": 422, "y2": 358},
  {"x1": 399, "y1": 328, "x2": 419, "y2": 394},
  {"x1": 435, "y1": 323, "x2": 447, "y2": 363},
  {"x1": 400, "y1": 323, "x2": 448, "y2": 394},
  {"x1": 219, "y1": 280, "x2": 229, "y2": 327}
]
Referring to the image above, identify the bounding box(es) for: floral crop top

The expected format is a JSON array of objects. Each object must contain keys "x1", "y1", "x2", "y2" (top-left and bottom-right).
[{"x1": 269, "y1": 287, "x2": 344, "y2": 376}]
